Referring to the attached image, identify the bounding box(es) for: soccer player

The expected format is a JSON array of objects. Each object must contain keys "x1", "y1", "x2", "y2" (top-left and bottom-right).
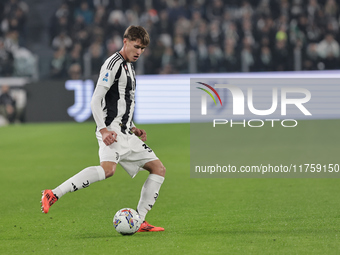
[{"x1": 41, "y1": 26, "x2": 166, "y2": 232}]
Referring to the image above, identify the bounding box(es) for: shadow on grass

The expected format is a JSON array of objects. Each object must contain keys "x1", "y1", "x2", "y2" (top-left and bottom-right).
[{"x1": 76, "y1": 231, "x2": 166, "y2": 239}]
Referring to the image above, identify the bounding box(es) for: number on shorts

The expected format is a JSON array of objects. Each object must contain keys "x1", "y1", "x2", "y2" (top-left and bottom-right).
[{"x1": 142, "y1": 143, "x2": 153, "y2": 153}]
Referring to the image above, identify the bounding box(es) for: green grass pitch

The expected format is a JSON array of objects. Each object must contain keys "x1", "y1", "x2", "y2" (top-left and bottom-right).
[{"x1": 0, "y1": 120, "x2": 340, "y2": 254}]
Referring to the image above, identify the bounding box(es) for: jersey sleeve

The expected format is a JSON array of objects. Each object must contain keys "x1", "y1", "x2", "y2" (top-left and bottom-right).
[
  {"x1": 96, "y1": 56, "x2": 121, "y2": 89},
  {"x1": 91, "y1": 85, "x2": 109, "y2": 131}
]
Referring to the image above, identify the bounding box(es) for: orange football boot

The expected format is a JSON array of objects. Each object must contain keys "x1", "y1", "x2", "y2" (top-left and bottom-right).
[
  {"x1": 41, "y1": 189, "x2": 58, "y2": 213},
  {"x1": 137, "y1": 221, "x2": 164, "y2": 232}
]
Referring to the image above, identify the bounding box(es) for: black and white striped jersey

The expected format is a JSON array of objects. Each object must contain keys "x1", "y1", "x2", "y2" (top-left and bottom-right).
[{"x1": 95, "y1": 52, "x2": 136, "y2": 133}]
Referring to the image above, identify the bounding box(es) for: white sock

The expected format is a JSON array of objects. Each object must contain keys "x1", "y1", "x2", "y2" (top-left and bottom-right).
[
  {"x1": 137, "y1": 174, "x2": 164, "y2": 222},
  {"x1": 52, "y1": 166, "x2": 106, "y2": 199}
]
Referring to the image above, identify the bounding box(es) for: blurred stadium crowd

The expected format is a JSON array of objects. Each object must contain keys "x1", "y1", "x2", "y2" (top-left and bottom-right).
[
  {"x1": 0, "y1": 0, "x2": 37, "y2": 78},
  {"x1": 0, "y1": 0, "x2": 339, "y2": 78}
]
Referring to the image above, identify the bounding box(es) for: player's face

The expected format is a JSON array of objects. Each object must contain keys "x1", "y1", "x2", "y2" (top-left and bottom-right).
[{"x1": 123, "y1": 39, "x2": 146, "y2": 62}]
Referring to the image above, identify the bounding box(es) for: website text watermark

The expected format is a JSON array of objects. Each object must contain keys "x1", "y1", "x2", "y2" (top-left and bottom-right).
[{"x1": 195, "y1": 163, "x2": 340, "y2": 175}]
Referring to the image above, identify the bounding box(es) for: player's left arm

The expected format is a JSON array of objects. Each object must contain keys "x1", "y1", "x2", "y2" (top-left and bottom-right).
[{"x1": 131, "y1": 123, "x2": 147, "y2": 142}]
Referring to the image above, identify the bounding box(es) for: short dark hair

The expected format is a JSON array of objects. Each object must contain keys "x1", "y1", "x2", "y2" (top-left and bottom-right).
[{"x1": 123, "y1": 26, "x2": 150, "y2": 46}]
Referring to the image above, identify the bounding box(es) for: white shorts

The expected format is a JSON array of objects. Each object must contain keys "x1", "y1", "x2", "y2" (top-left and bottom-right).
[{"x1": 96, "y1": 125, "x2": 158, "y2": 178}]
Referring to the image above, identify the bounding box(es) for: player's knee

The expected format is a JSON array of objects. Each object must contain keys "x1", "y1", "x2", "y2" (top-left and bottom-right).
[
  {"x1": 159, "y1": 165, "x2": 166, "y2": 177},
  {"x1": 154, "y1": 164, "x2": 166, "y2": 177},
  {"x1": 100, "y1": 162, "x2": 116, "y2": 178},
  {"x1": 144, "y1": 160, "x2": 166, "y2": 177},
  {"x1": 105, "y1": 168, "x2": 115, "y2": 178}
]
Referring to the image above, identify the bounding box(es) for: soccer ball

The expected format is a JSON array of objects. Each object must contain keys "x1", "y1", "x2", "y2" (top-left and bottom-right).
[{"x1": 113, "y1": 208, "x2": 142, "y2": 235}]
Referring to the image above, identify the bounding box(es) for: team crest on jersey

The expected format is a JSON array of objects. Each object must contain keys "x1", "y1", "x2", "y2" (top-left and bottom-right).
[
  {"x1": 103, "y1": 73, "x2": 109, "y2": 82},
  {"x1": 124, "y1": 64, "x2": 128, "y2": 71}
]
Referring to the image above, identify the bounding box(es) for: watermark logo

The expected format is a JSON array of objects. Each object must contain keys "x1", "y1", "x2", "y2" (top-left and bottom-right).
[
  {"x1": 196, "y1": 82, "x2": 312, "y2": 128},
  {"x1": 212, "y1": 84, "x2": 311, "y2": 116},
  {"x1": 196, "y1": 82, "x2": 222, "y2": 115}
]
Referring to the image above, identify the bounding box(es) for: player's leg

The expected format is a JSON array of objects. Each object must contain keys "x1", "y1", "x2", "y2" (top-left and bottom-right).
[
  {"x1": 41, "y1": 162, "x2": 116, "y2": 213},
  {"x1": 137, "y1": 159, "x2": 166, "y2": 232},
  {"x1": 41, "y1": 126, "x2": 122, "y2": 214},
  {"x1": 143, "y1": 159, "x2": 166, "y2": 177},
  {"x1": 53, "y1": 161, "x2": 116, "y2": 197}
]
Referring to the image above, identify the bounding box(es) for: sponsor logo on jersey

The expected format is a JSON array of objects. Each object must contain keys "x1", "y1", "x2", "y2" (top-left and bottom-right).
[{"x1": 103, "y1": 73, "x2": 109, "y2": 82}]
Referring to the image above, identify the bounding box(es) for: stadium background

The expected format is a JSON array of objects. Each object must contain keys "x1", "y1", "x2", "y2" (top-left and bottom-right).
[
  {"x1": 0, "y1": 0, "x2": 340, "y2": 254},
  {"x1": 0, "y1": 0, "x2": 339, "y2": 124}
]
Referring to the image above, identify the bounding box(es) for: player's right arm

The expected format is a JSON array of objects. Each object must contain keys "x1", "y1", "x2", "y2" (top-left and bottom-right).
[
  {"x1": 91, "y1": 57, "x2": 121, "y2": 145},
  {"x1": 91, "y1": 85, "x2": 117, "y2": 145}
]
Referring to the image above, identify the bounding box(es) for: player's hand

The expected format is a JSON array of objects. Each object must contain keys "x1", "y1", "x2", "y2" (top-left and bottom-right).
[
  {"x1": 100, "y1": 128, "x2": 117, "y2": 146},
  {"x1": 131, "y1": 127, "x2": 147, "y2": 142}
]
